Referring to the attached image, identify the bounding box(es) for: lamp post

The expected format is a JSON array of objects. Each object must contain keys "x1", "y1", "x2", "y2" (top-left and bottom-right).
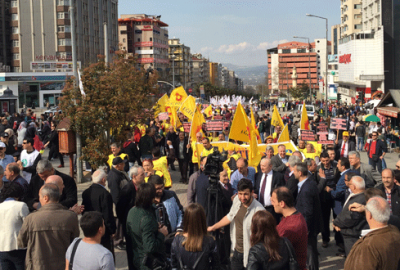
[
  {"x1": 306, "y1": 13, "x2": 328, "y2": 117},
  {"x1": 170, "y1": 48, "x2": 176, "y2": 88},
  {"x1": 293, "y1": 36, "x2": 311, "y2": 102}
]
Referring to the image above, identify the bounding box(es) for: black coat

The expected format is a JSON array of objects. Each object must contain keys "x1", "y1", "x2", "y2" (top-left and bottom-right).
[
  {"x1": 286, "y1": 174, "x2": 298, "y2": 201},
  {"x1": 377, "y1": 184, "x2": 400, "y2": 218},
  {"x1": 107, "y1": 167, "x2": 130, "y2": 205},
  {"x1": 254, "y1": 170, "x2": 285, "y2": 203},
  {"x1": 173, "y1": 137, "x2": 190, "y2": 160},
  {"x1": 116, "y1": 181, "x2": 136, "y2": 225},
  {"x1": 296, "y1": 178, "x2": 323, "y2": 235},
  {"x1": 123, "y1": 140, "x2": 140, "y2": 163},
  {"x1": 82, "y1": 183, "x2": 116, "y2": 237},
  {"x1": 335, "y1": 140, "x2": 356, "y2": 160},
  {"x1": 247, "y1": 238, "x2": 295, "y2": 270},
  {"x1": 24, "y1": 169, "x2": 77, "y2": 212},
  {"x1": 333, "y1": 192, "x2": 368, "y2": 238}
]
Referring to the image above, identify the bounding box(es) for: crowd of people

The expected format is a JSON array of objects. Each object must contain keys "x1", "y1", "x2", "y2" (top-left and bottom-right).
[{"x1": 1, "y1": 100, "x2": 400, "y2": 270}]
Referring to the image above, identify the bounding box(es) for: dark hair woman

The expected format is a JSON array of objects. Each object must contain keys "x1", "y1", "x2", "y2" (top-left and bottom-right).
[
  {"x1": 247, "y1": 211, "x2": 296, "y2": 270},
  {"x1": 171, "y1": 203, "x2": 220, "y2": 269},
  {"x1": 126, "y1": 183, "x2": 169, "y2": 270}
]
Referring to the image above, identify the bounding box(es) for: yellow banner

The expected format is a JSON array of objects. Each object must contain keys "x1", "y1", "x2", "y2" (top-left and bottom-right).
[
  {"x1": 203, "y1": 104, "x2": 213, "y2": 118},
  {"x1": 271, "y1": 105, "x2": 284, "y2": 128},
  {"x1": 168, "y1": 86, "x2": 188, "y2": 108},
  {"x1": 179, "y1": 95, "x2": 196, "y2": 120},
  {"x1": 189, "y1": 107, "x2": 205, "y2": 139},
  {"x1": 277, "y1": 124, "x2": 290, "y2": 142}
]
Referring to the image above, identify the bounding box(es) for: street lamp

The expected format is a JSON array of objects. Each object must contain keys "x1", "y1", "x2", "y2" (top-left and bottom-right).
[
  {"x1": 306, "y1": 13, "x2": 328, "y2": 118},
  {"x1": 293, "y1": 36, "x2": 312, "y2": 102},
  {"x1": 169, "y1": 48, "x2": 176, "y2": 88}
]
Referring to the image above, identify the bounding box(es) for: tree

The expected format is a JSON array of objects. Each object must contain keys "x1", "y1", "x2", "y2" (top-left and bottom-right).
[
  {"x1": 59, "y1": 53, "x2": 158, "y2": 168},
  {"x1": 288, "y1": 80, "x2": 310, "y2": 100}
]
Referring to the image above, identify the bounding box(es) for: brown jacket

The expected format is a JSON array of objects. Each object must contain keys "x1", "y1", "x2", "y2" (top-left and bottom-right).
[
  {"x1": 17, "y1": 203, "x2": 79, "y2": 270},
  {"x1": 344, "y1": 225, "x2": 400, "y2": 270}
]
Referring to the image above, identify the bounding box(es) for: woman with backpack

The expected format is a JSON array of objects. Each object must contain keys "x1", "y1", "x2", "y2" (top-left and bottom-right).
[{"x1": 170, "y1": 203, "x2": 220, "y2": 269}]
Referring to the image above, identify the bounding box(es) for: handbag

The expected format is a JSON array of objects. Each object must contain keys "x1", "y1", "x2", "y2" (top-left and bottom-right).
[
  {"x1": 372, "y1": 154, "x2": 379, "y2": 162},
  {"x1": 283, "y1": 238, "x2": 299, "y2": 270},
  {"x1": 142, "y1": 253, "x2": 170, "y2": 270}
]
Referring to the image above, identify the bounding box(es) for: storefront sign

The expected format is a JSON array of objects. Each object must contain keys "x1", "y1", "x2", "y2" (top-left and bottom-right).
[
  {"x1": 339, "y1": 54, "x2": 351, "y2": 64},
  {"x1": 35, "y1": 55, "x2": 72, "y2": 61},
  {"x1": 328, "y1": 55, "x2": 338, "y2": 63},
  {"x1": 377, "y1": 107, "x2": 399, "y2": 118},
  {"x1": 31, "y1": 61, "x2": 80, "y2": 71},
  {"x1": 0, "y1": 75, "x2": 67, "y2": 82}
]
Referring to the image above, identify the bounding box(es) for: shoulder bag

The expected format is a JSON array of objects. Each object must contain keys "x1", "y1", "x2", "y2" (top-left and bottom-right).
[
  {"x1": 283, "y1": 238, "x2": 299, "y2": 270},
  {"x1": 68, "y1": 238, "x2": 82, "y2": 270}
]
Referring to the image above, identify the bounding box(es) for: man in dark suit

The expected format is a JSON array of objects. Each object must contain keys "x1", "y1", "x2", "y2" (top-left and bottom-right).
[
  {"x1": 294, "y1": 161, "x2": 323, "y2": 270},
  {"x1": 333, "y1": 175, "x2": 367, "y2": 256},
  {"x1": 173, "y1": 131, "x2": 190, "y2": 183},
  {"x1": 286, "y1": 155, "x2": 302, "y2": 200},
  {"x1": 270, "y1": 144, "x2": 289, "y2": 173},
  {"x1": 367, "y1": 131, "x2": 387, "y2": 173},
  {"x1": 25, "y1": 160, "x2": 77, "y2": 212},
  {"x1": 254, "y1": 158, "x2": 285, "y2": 223},
  {"x1": 335, "y1": 131, "x2": 356, "y2": 159},
  {"x1": 82, "y1": 169, "x2": 116, "y2": 254}
]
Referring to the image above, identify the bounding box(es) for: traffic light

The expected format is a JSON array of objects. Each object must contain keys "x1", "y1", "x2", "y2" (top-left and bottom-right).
[{"x1": 337, "y1": 93, "x2": 341, "y2": 100}]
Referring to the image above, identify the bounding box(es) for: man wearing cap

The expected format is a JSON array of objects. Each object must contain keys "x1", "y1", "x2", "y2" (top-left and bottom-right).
[
  {"x1": 0, "y1": 141, "x2": 14, "y2": 182},
  {"x1": 265, "y1": 135, "x2": 273, "y2": 144},
  {"x1": 335, "y1": 131, "x2": 356, "y2": 159},
  {"x1": 1, "y1": 132, "x2": 15, "y2": 155}
]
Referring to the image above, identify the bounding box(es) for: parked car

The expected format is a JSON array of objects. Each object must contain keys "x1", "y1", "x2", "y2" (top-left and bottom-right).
[{"x1": 295, "y1": 104, "x2": 315, "y2": 118}]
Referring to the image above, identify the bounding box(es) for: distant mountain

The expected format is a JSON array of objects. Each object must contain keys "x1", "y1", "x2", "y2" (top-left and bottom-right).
[{"x1": 222, "y1": 64, "x2": 268, "y2": 85}]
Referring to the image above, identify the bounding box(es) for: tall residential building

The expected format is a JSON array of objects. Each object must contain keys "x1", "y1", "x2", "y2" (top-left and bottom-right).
[
  {"x1": 331, "y1": 24, "x2": 341, "y2": 55},
  {"x1": 10, "y1": 0, "x2": 118, "y2": 72},
  {"x1": 362, "y1": 0, "x2": 380, "y2": 31},
  {"x1": 228, "y1": 70, "x2": 237, "y2": 90},
  {"x1": 267, "y1": 40, "x2": 331, "y2": 95},
  {"x1": 340, "y1": 0, "x2": 363, "y2": 38},
  {"x1": 191, "y1": 53, "x2": 209, "y2": 86},
  {"x1": 118, "y1": 14, "x2": 169, "y2": 80},
  {"x1": 168, "y1": 38, "x2": 193, "y2": 90},
  {"x1": 0, "y1": 0, "x2": 11, "y2": 70},
  {"x1": 221, "y1": 67, "x2": 229, "y2": 88},
  {"x1": 209, "y1": 62, "x2": 221, "y2": 86}
]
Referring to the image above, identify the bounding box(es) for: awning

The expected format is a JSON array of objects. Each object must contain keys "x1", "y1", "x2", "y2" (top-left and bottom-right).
[{"x1": 377, "y1": 107, "x2": 400, "y2": 118}]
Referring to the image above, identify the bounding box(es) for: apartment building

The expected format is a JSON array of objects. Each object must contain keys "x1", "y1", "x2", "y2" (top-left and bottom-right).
[
  {"x1": 0, "y1": 0, "x2": 11, "y2": 69},
  {"x1": 340, "y1": 0, "x2": 363, "y2": 38},
  {"x1": 10, "y1": 0, "x2": 118, "y2": 72},
  {"x1": 168, "y1": 38, "x2": 193, "y2": 90},
  {"x1": 191, "y1": 53, "x2": 209, "y2": 86},
  {"x1": 118, "y1": 14, "x2": 169, "y2": 80}
]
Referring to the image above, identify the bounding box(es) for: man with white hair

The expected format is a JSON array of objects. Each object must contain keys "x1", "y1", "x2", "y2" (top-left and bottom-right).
[
  {"x1": 286, "y1": 155, "x2": 302, "y2": 200},
  {"x1": 82, "y1": 169, "x2": 116, "y2": 254},
  {"x1": 345, "y1": 196, "x2": 400, "y2": 269},
  {"x1": 332, "y1": 175, "x2": 368, "y2": 256}
]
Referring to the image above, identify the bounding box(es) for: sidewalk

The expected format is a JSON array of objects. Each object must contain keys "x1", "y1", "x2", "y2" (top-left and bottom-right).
[{"x1": 52, "y1": 149, "x2": 397, "y2": 270}]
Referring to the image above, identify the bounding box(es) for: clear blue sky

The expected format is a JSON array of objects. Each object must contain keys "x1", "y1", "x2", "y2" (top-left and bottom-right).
[{"x1": 118, "y1": 0, "x2": 340, "y2": 67}]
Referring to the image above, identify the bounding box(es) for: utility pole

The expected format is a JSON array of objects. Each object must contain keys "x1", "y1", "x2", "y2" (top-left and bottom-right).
[
  {"x1": 104, "y1": 23, "x2": 109, "y2": 64},
  {"x1": 70, "y1": 1, "x2": 83, "y2": 183}
]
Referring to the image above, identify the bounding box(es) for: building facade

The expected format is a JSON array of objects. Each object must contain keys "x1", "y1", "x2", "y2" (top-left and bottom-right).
[
  {"x1": 118, "y1": 14, "x2": 169, "y2": 80},
  {"x1": 0, "y1": 0, "x2": 11, "y2": 70},
  {"x1": 168, "y1": 38, "x2": 193, "y2": 90},
  {"x1": 340, "y1": 0, "x2": 363, "y2": 38},
  {"x1": 11, "y1": 0, "x2": 118, "y2": 73},
  {"x1": 191, "y1": 53, "x2": 209, "y2": 86},
  {"x1": 209, "y1": 62, "x2": 221, "y2": 86}
]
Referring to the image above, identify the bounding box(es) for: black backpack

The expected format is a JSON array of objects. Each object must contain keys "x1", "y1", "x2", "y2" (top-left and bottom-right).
[{"x1": 178, "y1": 250, "x2": 204, "y2": 270}]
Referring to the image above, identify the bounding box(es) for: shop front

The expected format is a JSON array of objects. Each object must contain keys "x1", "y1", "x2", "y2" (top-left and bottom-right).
[{"x1": 376, "y1": 90, "x2": 400, "y2": 146}]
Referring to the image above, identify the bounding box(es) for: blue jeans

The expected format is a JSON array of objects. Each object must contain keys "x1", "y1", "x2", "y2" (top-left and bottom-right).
[
  {"x1": 0, "y1": 249, "x2": 26, "y2": 270},
  {"x1": 357, "y1": 137, "x2": 364, "y2": 151}
]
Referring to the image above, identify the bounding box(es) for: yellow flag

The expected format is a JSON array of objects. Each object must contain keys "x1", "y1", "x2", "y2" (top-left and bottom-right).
[
  {"x1": 249, "y1": 129, "x2": 262, "y2": 171},
  {"x1": 170, "y1": 107, "x2": 182, "y2": 129},
  {"x1": 153, "y1": 94, "x2": 169, "y2": 117},
  {"x1": 229, "y1": 101, "x2": 252, "y2": 143},
  {"x1": 250, "y1": 108, "x2": 261, "y2": 143},
  {"x1": 277, "y1": 124, "x2": 290, "y2": 142},
  {"x1": 179, "y1": 95, "x2": 196, "y2": 120},
  {"x1": 203, "y1": 104, "x2": 213, "y2": 118},
  {"x1": 190, "y1": 107, "x2": 205, "y2": 139},
  {"x1": 271, "y1": 105, "x2": 284, "y2": 129},
  {"x1": 300, "y1": 102, "x2": 310, "y2": 130},
  {"x1": 168, "y1": 86, "x2": 188, "y2": 108}
]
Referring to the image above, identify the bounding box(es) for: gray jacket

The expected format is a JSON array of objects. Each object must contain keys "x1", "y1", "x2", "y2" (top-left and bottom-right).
[
  {"x1": 271, "y1": 154, "x2": 289, "y2": 173},
  {"x1": 351, "y1": 162, "x2": 381, "y2": 188}
]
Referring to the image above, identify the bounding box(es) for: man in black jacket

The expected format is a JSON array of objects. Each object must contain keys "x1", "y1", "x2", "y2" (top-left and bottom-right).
[
  {"x1": 173, "y1": 131, "x2": 190, "y2": 183},
  {"x1": 107, "y1": 157, "x2": 130, "y2": 249},
  {"x1": 82, "y1": 169, "x2": 116, "y2": 254},
  {"x1": 165, "y1": 126, "x2": 178, "y2": 170},
  {"x1": 254, "y1": 158, "x2": 285, "y2": 223},
  {"x1": 333, "y1": 175, "x2": 367, "y2": 256},
  {"x1": 286, "y1": 155, "x2": 302, "y2": 201},
  {"x1": 24, "y1": 160, "x2": 77, "y2": 212},
  {"x1": 123, "y1": 132, "x2": 140, "y2": 169},
  {"x1": 138, "y1": 127, "x2": 154, "y2": 160},
  {"x1": 377, "y1": 169, "x2": 400, "y2": 217}
]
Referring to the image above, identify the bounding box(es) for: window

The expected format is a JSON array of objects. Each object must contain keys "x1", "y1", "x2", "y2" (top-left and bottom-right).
[
  {"x1": 57, "y1": 0, "x2": 70, "y2": 5},
  {"x1": 297, "y1": 49, "x2": 306, "y2": 53},
  {"x1": 57, "y1": 12, "x2": 69, "y2": 19},
  {"x1": 122, "y1": 38, "x2": 126, "y2": 42},
  {"x1": 354, "y1": 14, "x2": 361, "y2": 19},
  {"x1": 137, "y1": 38, "x2": 140, "y2": 42},
  {"x1": 58, "y1": 39, "x2": 72, "y2": 46},
  {"x1": 13, "y1": 54, "x2": 19, "y2": 60},
  {"x1": 12, "y1": 40, "x2": 19, "y2": 47},
  {"x1": 12, "y1": 27, "x2": 18, "y2": 34},
  {"x1": 150, "y1": 37, "x2": 152, "y2": 41},
  {"x1": 11, "y1": 1, "x2": 17, "y2": 7},
  {"x1": 11, "y1": 14, "x2": 18, "y2": 20},
  {"x1": 282, "y1": 49, "x2": 290, "y2": 53},
  {"x1": 354, "y1": 4, "x2": 361, "y2": 9},
  {"x1": 354, "y1": 24, "x2": 362, "y2": 29}
]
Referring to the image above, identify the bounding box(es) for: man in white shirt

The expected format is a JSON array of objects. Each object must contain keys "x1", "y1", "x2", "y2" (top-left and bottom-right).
[
  {"x1": 254, "y1": 158, "x2": 285, "y2": 223},
  {"x1": 17, "y1": 137, "x2": 41, "y2": 184}
]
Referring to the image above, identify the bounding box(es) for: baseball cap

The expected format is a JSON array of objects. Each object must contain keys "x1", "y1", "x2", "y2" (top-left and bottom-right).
[
  {"x1": 112, "y1": 157, "x2": 126, "y2": 165},
  {"x1": 343, "y1": 131, "x2": 349, "y2": 137},
  {"x1": 1, "y1": 132, "x2": 9, "y2": 138},
  {"x1": 0, "y1": 142, "x2": 5, "y2": 148}
]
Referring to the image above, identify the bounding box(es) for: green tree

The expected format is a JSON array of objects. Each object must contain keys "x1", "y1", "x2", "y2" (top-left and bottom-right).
[
  {"x1": 59, "y1": 53, "x2": 158, "y2": 168},
  {"x1": 288, "y1": 80, "x2": 309, "y2": 100}
]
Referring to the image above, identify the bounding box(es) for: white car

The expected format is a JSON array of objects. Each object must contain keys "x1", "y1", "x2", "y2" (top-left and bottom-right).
[{"x1": 295, "y1": 104, "x2": 315, "y2": 119}]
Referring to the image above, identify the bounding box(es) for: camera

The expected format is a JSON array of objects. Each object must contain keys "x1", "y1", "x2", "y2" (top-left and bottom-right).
[{"x1": 203, "y1": 147, "x2": 228, "y2": 185}]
